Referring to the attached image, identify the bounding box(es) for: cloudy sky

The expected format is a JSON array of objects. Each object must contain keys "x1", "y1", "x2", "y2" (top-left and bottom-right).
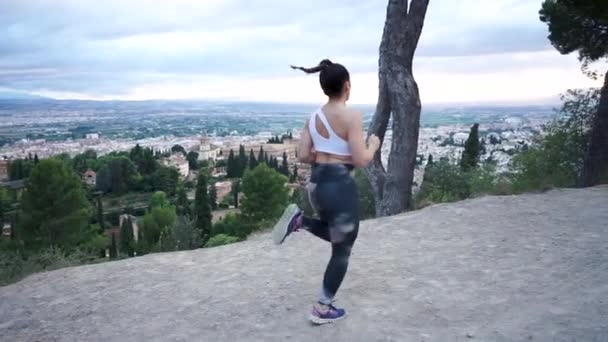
[{"x1": 0, "y1": 0, "x2": 600, "y2": 104}]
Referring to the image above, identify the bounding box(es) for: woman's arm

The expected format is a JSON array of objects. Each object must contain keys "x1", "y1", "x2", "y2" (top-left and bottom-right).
[
  {"x1": 347, "y1": 111, "x2": 380, "y2": 168},
  {"x1": 298, "y1": 121, "x2": 316, "y2": 164}
]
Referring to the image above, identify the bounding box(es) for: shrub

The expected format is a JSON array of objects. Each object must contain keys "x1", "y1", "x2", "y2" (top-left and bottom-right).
[{"x1": 205, "y1": 234, "x2": 239, "y2": 248}]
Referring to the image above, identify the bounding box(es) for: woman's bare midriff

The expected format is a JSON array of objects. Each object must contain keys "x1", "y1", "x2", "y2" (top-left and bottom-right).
[{"x1": 314, "y1": 151, "x2": 353, "y2": 165}]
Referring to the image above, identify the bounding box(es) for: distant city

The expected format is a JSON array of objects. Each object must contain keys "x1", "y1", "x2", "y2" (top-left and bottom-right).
[{"x1": 0, "y1": 99, "x2": 556, "y2": 185}]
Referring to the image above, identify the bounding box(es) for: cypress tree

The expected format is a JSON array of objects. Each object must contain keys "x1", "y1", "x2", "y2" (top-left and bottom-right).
[
  {"x1": 194, "y1": 173, "x2": 212, "y2": 244},
  {"x1": 110, "y1": 233, "x2": 118, "y2": 259},
  {"x1": 209, "y1": 184, "x2": 218, "y2": 210},
  {"x1": 460, "y1": 123, "x2": 481, "y2": 171},
  {"x1": 248, "y1": 149, "x2": 257, "y2": 170}
]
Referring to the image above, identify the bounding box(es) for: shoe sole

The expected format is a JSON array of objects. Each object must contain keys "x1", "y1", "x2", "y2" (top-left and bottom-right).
[
  {"x1": 272, "y1": 204, "x2": 299, "y2": 245},
  {"x1": 309, "y1": 313, "x2": 347, "y2": 325}
]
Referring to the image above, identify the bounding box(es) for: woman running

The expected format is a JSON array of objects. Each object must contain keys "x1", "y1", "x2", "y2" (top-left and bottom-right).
[{"x1": 272, "y1": 59, "x2": 380, "y2": 325}]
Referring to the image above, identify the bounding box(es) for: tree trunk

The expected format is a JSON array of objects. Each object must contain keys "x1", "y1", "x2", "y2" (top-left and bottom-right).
[
  {"x1": 582, "y1": 70, "x2": 608, "y2": 186},
  {"x1": 366, "y1": 0, "x2": 430, "y2": 216}
]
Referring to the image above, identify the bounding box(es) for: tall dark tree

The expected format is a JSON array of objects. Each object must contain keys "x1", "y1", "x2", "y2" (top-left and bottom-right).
[
  {"x1": 19, "y1": 159, "x2": 92, "y2": 251},
  {"x1": 460, "y1": 123, "x2": 481, "y2": 171},
  {"x1": 96, "y1": 196, "x2": 105, "y2": 232},
  {"x1": 258, "y1": 146, "x2": 265, "y2": 164},
  {"x1": 427, "y1": 154, "x2": 434, "y2": 166},
  {"x1": 290, "y1": 164, "x2": 299, "y2": 183},
  {"x1": 540, "y1": 0, "x2": 608, "y2": 185},
  {"x1": 280, "y1": 152, "x2": 289, "y2": 176},
  {"x1": 109, "y1": 232, "x2": 118, "y2": 259},
  {"x1": 248, "y1": 149, "x2": 258, "y2": 170},
  {"x1": 264, "y1": 152, "x2": 269, "y2": 165},
  {"x1": 34, "y1": 154, "x2": 39, "y2": 164},
  {"x1": 194, "y1": 173, "x2": 212, "y2": 244},
  {"x1": 209, "y1": 184, "x2": 218, "y2": 210},
  {"x1": 366, "y1": 0, "x2": 430, "y2": 216},
  {"x1": 176, "y1": 185, "x2": 191, "y2": 217},
  {"x1": 226, "y1": 149, "x2": 237, "y2": 178},
  {"x1": 238, "y1": 145, "x2": 247, "y2": 177},
  {"x1": 120, "y1": 216, "x2": 134, "y2": 257},
  {"x1": 186, "y1": 151, "x2": 199, "y2": 170},
  {"x1": 232, "y1": 180, "x2": 240, "y2": 209},
  {"x1": 171, "y1": 144, "x2": 187, "y2": 155}
]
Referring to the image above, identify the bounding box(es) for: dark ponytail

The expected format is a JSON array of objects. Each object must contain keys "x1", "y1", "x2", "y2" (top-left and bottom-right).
[{"x1": 290, "y1": 59, "x2": 350, "y2": 98}]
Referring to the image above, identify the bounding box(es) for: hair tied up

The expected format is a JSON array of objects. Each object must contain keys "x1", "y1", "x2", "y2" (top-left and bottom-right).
[{"x1": 290, "y1": 59, "x2": 334, "y2": 74}]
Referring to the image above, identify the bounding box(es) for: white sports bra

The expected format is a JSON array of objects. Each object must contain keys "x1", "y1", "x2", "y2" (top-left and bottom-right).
[{"x1": 308, "y1": 108, "x2": 351, "y2": 156}]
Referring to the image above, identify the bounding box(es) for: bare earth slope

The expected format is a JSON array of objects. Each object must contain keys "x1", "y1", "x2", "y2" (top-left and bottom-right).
[{"x1": 1, "y1": 186, "x2": 607, "y2": 342}]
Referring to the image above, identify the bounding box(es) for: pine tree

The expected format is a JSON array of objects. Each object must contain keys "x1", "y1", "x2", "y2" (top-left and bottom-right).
[
  {"x1": 427, "y1": 154, "x2": 434, "y2": 166},
  {"x1": 20, "y1": 159, "x2": 92, "y2": 251},
  {"x1": 34, "y1": 154, "x2": 39, "y2": 164},
  {"x1": 264, "y1": 152, "x2": 269, "y2": 165},
  {"x1": 248, "y1": 149, "x2": 257, "y2": 170},
  {"x1": 460, "y1": 123, "x2": 481, "y2": 171},
  {"x1": 109, "y1": 233, "x2": 118, "y2": 259},
  {"x1": 194, "y1": 173, "x2": 212, "y2": 244},
  {"x1": 120, "y1": 216, "x2": 134, "y2": 257},
  {"x1": 288, "y1": 131, "x2": 293, "y2": 140},
  {"x1": 209, "y1": 184, "x2": 218, "y2": 210}
]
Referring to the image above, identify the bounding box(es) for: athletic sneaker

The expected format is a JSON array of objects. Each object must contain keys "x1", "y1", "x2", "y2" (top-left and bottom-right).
[
  {"x1": 309, "y1": 303, "x2": 347, "y2": 325},
  {"x1": 272, "y1": 204, "x2": 302, "y2": 245}
]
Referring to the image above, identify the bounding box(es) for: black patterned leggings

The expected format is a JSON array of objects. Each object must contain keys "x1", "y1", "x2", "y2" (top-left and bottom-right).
[{"x1": 303, "y1": 163, "x2": 360, "y2": 304}]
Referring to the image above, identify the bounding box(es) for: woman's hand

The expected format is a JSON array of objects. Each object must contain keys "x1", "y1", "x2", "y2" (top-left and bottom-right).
[{"x1": 367, "y1": 134, "x2": 380, "y2": 153}]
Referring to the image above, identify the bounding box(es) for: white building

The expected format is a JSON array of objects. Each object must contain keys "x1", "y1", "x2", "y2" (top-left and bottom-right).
[
  {"x1": 198, "y1": 136, "x2": 221, "y2": 161},
  {"x1": 85, "y1": 133, "x2": 100, "y2": 140},
  {"x1": 161, "y1": 153, "x2": 190, "y2": 178}
]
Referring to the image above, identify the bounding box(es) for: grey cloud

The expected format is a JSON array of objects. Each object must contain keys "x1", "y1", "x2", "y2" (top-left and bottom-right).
[{"x1": 0, "y1": 0, "x2": 555, "y2": 95}]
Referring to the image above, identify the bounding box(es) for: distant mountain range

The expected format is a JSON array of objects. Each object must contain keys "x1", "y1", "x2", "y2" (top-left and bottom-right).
[{"x1": 0, "y1": 90, "x2": 51, "y2": 100}]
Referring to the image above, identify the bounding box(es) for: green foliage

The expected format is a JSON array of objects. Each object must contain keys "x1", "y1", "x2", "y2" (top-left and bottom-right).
[
  {"x1": 109, "y1": 232, "x2": 118, "y2": 259},
  {"x1": 176, "y1": 185, "x2": 191, "y2": 217},
  {"x1": 226, "y1": 149, "x2": 237, "y2": 178},
  {"x1": 279, "y1": 152, "x2": 290, "y2": 176},
  {"x1": 241, "y1": 164, "x2": 289, "y2": 222},
  {"x1": 290, "y1": 164, "x2": 298, "y2": 183},
  {"x1": 0, "y1": 186, "x2": 9, "y2": 226},
  {"x1": 540, "y1": 0, "x2": 608, "y2": 65},
  {"x1": 96, "y1": 196, "x2": 105, "y2": 231},
  {"x1": 205, "y1": 234, "x2": 239, "y2": 248},
  {"x1": 96, "y1": 157, "x2": 138, "y2": 195},
  {"x1": 354, "y1": 169, "x2": 376, "y2": 220},
  {"x1": 8, "y1": 158, "x2": 35, "y2": 180},
  {"x1": 129, "y1": 144, "x2": 158, "y2": 175},
  {"x1": 19, "y1": 159, "x2": 92, "y2": 252},
  {"x1": 248, "y1": 149, "x2": 258, "y2": 170},
  {"x1": 0, "y1": 245, "x2": 104, "y2": 286},
  {"x1": 418, "y1": 159, "x2": 472, "y2": 203},
  {"x1": 211, "y1": 213, "x2": 255, "y2": 239},
  {"x1": 142, "y1": 193, "x2": 177, "y2": 246},
  {"x1": 119, "y1": 216, "x2": 135, "y2": 257},
  {"x1": 72, "y1": 149, "x2": 99, "y2": 174},
  {"x1": 171, "y1": 144, "x2": 186, "y2": 155},
  {"x1": 173, "y1": 215, "x2": 202, "y2": 250},
  {"x1": 194, "y1": 173, "x2": 212, "y2": 244},
  {"x1": 209, "y1": 184, "x2": 218, "y2": 210},
  {"x1": 267, "y1": 135, "x2": 284, "y2": 144},
  {"x1": 148, "y1": 166, "x2": 179, "y2": 196},
  {"x1": 186, "y1": 151, "x2": 199, "y2": 170},
  {"x1": 460, "y1": 123, "x2": 481, "y2": 171},
  {"x1": 232, "y1": 180, "x2": 240, "y2": 208},
  {"x1": 511, "y1": 89, "x2": 599, "y2": 191}
]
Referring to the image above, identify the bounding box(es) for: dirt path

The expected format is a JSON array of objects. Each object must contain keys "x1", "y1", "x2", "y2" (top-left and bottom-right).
[{"x1": 1, "y1": 186, "x2": 607, "y2": 341}]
